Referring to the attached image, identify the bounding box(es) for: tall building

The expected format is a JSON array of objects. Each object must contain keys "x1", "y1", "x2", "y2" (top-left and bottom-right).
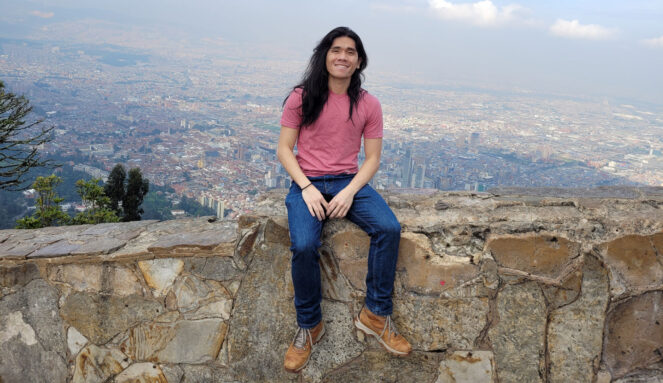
[
  {"x1": 237, "y1": 144, "x2": 247, "y2": 161},
  {"x1": 199, "y1": 192, "x2": 225, "y2": 219},
  {"x1": 413, "y1": 162, "x2": 426, "y2": 188},
  {"x1": 401, "y1": 148, "x2": 413, "y2": 187}
]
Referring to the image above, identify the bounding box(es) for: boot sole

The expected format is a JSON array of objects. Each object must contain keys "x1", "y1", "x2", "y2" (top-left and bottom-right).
[
  {"x1": 284, "y1": 325, "x2": 326, "y2": 373},
  {"x1": 354, "y1": 316, "x2": 410, "y2": 356}
]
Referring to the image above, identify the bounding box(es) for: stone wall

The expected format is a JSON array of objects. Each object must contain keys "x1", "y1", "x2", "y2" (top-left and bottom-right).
[{"x1": 1, "y1": 187, "x2": 663, "y2": 383}]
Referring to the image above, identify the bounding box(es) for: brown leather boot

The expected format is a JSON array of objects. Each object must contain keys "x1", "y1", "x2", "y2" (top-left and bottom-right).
[
  {"x1": 283, "y1": 321, "x2": 325, "y2": 373},
  {"x1": 354, "y1": 306, "x2": 412, "y2": 356}
]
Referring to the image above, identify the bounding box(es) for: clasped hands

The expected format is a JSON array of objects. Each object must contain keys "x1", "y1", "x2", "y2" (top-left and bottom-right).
[{"x1": 302, "y1": 184, "x2": 354, "y2": 221}]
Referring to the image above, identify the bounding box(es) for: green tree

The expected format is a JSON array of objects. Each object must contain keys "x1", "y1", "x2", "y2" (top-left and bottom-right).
[
  {"x1": 1, "y1": 81, "x2": 54, "y2": 190},
  {"x1": 16, "y1": 174, "x2": 69, "y2": 228},
  {"x1": 122, "y1": 167, "x2": 149, "y2": 221},
  {"x1": 141, "y1": 190, "x2": 174, "y2": 221},
  {"x1": 104, "y1": 164, "x2": 126, "y2": 215},
  {"x1": 71, "y1": 178, "x2": 119, "y2": 225}
]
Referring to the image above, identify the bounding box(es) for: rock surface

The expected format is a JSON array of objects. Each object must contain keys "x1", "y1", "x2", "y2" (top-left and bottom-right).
[
  {"x1": 489, "y1": 282, "x2": 547, "y2": 383},
  {"x1": 547, "y1": 255, "x2": 609, "y2": 382},
  {"x1": 60, "y1": 292, "x2": 164, "y2": 344},
  {"x1": 604, "y1": 290, "x2": 663, "y2": 378},
  {"x1": 1, "y1": 190, "x2": 663, "y2": 382},
  {"x1": 72, "y1": 344, "x2": 130, "y2": 383},
  {"x1": 436, "y1": 350, "x2": 495, "y2": 383}
]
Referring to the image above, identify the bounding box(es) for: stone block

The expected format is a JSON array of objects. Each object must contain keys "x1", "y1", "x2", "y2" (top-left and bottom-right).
[
  {"x1": 183, "y1": 297, "x2": 233, "y2": 320},
  {"x1": 159, "y1": 364, "x2": 183, "y2": 383},
  {"x1": 488, "y1": 282, "x2": 546, "y2": 383},
  {"x1": 184, "y1": 256, "x2": 239, "y2": 281},
  {"x1": 393, "y1": 294, "x2": 490, "y2": 351},
  {"x1": 263, "y1": 216, "x2": 289, "y2": 247},
  {"x1": 155, "y1": 319, "x2": 227, "y2": 364},
  {"x1": 321, "y1": 351, "x2": 440, "y2": 383},
  {"x1": 541, "y1": 268, "x2": 582, "y2": 309},
  {"x1": 138, "y1": 258, "x2": 184, "y2": 296},
  {"x1": 487, "y1": 234, "x2": 579, "y2": 278},
  {"x1": 301, "y1": 300, "x2": 364, "y2": 383},
  {"x1": 0, "y1": 314, "x2": 68, "y2": 383},
  {"x1": 147, "y1": 228, "x2": 236, "y2": 253},
  {"x1": 72, "y1": 344, "x2": 130, "y2": 383},
  {"x1": 0, "y1": 279, "x2": 66, "y2": 358},
  {"x1": 603, "y1": 290, "x2": 663, "y2": 378},
  {"x1": 60, "y1": 292, "x2": 164, "y2": 344},
  {"x1": 548, "y1": 255, "x2": 609, "y2": 382},
  {"x1": 436, "y1": 350, "x2": 495, "y2": 383},
  {"x1": 171, "y1": 274, "x2": 211, "y2": 312},
  {"x1": 122, "y1": 318, "x2": 227, "y2": 364},
  {"x1": 0, "y1": 241, "x2": 41, "y2": 259},
  {"x1": 114, "y1": 362, "x2": 168, "y2": 383},
  {"x1": 397, "y1": 232, "x2": 480, "y2": 295},
  {"x1": 28, "y1": 239, "x2": 81, "y2": 258},
  {"x1": 71, "y1": 237, "x2": 127, "y2": 255},
  {"x1": 80, "y1": 220, "x2": 153, "y2": 240},
  {"x1": 602, "y1": 233, "x2": 663, "y2": 294},
  {"x1": 225, "y1": 238, "x2": 296, "y2": 382},
  {"x1": 0, "y1": 263, "x2": 40, "y2": 287},
  {"x1": 68, "y1": 326, "x2": 88, "y2": 357},
  {"x1": 236, "y1": 220, "x2": 261, "y2": 257},
  {"x1": 319, "y1": 245, "x2": 354, "y2": 302},
  {"x1": 328, "y1": 225, "x2": 370, "y2": 291}
]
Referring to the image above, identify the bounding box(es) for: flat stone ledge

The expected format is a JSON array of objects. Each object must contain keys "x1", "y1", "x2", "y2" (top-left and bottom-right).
[
  {"x1": 0, "y1": 217, "x2": 237, "y2": 262},
  {"x1": 488, "y1": 186, "x2": 663, "y2": 199}
]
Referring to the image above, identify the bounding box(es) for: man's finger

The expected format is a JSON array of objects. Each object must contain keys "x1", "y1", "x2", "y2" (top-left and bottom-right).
[
  {"x1": 307, "y1": 204, "x2": 315, "y2": 218},
  {"x1": 314, "y1": 204, "x2": 325, "y2": 220}
]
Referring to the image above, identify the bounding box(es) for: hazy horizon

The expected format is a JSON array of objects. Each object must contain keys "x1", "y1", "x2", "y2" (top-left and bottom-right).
[{"x1": 1, "y1": 0, "x2": 662, "y2": 106}]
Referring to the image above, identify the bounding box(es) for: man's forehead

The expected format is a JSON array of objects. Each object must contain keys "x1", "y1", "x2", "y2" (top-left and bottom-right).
[{"x1": 330, "y1": 37, "x2": 356, "y2": 50}]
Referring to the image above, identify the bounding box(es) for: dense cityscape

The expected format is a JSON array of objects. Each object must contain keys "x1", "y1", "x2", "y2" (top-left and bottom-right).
[{"x1": 1, "y1": 33, "x2": 662, "y2": 222}]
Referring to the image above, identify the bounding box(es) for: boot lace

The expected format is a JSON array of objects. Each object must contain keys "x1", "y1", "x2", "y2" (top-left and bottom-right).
[
  {"x1": 292, "y1": 327, "x2": 312, "y2": 350},
  {"x1": 380, "y1": 315, "x2": 400, "y2": 339}
]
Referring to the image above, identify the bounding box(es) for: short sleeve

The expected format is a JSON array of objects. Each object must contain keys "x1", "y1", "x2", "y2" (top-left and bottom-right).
[
  {"x1": 363, "y1": 96, "x2": 383, "y2": 139},
  {"x1": 280, "y1": 89, "x2": 303, "y2": 129}
]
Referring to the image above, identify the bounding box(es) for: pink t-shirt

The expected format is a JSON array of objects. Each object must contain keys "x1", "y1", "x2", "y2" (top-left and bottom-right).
[{"x1": 280, "y1": 88, "x2": 383, "y2": 177}]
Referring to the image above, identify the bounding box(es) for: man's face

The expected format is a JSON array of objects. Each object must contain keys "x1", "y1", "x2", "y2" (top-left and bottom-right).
[{"x1": 326, "y1": 36, "x2": 361, "y2": 81}]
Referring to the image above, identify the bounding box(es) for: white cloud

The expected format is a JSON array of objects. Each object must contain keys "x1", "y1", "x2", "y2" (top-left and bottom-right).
[
  {"x1": 641, "y1": 36, "x2": 663, "y2": 48},
  {"x1": 549, "y1": 19, "x2": 617, "y2": 40},
  {"x1": 428, "y1": 0, "x2": 528, "y2": 27},
  {"x1": 371, "y1": 3, "x2": 419, "y2": 13},
  {"x1": 30, "y1": 10, "x2": 54, "y2": 19}
]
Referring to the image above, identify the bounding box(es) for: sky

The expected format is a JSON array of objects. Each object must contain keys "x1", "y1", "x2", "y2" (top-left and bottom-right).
[{"x1": 1, "y1": 0, "x2": 662, "y2": 105}]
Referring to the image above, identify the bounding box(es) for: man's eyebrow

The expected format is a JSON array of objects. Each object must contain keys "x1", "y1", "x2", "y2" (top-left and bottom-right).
[{"x1": 331, "y1": 45, "x2": 356, "y2": 51}]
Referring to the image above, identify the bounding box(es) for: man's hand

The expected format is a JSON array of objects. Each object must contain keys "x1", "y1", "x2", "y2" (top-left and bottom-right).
[
  {"x1": 302, "y1": 185, "x2": 328, "y2": 220},
  {"x1": 327, "y1": 187, "x2": 355, "y2": 219}
]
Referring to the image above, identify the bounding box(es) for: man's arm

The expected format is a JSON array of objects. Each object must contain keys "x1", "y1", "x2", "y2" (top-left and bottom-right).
[
  {"x1": 327, "y1": 137, "x2": 382, "y2": 218},
  {"x1": 276, "y1": 126, "x2": 329, "y2": 220}
]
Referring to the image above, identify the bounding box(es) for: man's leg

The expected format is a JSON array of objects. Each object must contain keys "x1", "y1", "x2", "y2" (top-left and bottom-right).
[
  {"x1": 284, "y1": 181, "x2": 327, "y2": 373},
  {"x1": 345, "y1": 183, "x2": 411, "y2": 356},
  {"x1": 285, "y1": 182, "x2": 325, "y2": 328},
  {"x1": 345, "y1": 184, "x2": 401, "y2": 316}
]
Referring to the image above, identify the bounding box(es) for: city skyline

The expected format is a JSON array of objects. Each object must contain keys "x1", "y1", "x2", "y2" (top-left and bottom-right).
[{"x1": 0, "y1": 0, "x2": 662, "y2": 105}]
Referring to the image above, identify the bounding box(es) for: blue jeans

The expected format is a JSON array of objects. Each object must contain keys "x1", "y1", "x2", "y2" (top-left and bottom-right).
[{"x1": 285, "y1": 173, "x2": 401, "y2": 329}]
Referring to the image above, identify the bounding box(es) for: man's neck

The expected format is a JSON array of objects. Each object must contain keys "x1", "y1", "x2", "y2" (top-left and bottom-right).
[{"x1": 328, "y1": 78, "x2": 350, "y2": 95}]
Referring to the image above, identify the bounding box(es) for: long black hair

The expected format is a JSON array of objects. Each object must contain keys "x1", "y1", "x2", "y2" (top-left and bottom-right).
[{"x1": 285, "y1": 26, "x2": 368, "y2": 128}]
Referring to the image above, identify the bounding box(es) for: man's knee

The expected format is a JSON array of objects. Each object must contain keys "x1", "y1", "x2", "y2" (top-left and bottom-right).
[
  {"x1": 377, "y1": 219, "x2": 401, "y2": 238},
  {"x1": 290, "y1": 236, "x2": 320, "y2": 256}
]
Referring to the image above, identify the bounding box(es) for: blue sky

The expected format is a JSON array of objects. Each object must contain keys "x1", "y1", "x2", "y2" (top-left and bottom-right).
[{"x1": 2, "y1": 0, "x2": 662, "y2": 105}]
